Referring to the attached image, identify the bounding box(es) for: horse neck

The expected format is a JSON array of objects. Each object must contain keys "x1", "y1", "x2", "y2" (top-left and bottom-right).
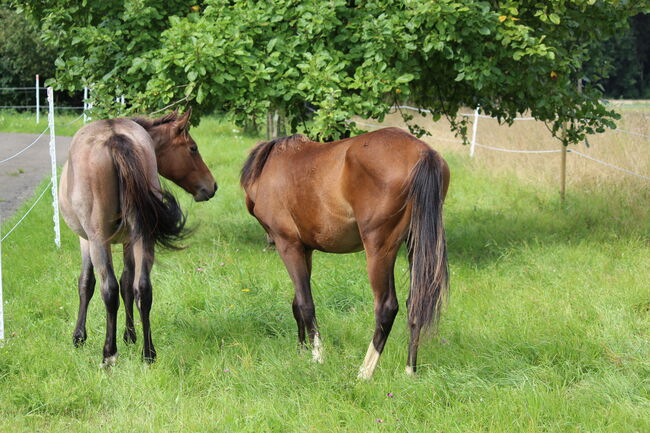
[{"x1": 146, "y1": 125, "x2": 173, "y2": 157}]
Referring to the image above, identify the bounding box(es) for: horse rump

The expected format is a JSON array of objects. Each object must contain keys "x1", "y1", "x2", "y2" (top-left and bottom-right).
[{"x1": 106, "y1": 134, "x2": 187, "y2": 249}]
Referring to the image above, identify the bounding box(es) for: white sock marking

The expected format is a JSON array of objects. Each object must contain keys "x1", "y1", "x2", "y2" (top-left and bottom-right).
[
  {"x1": 357, "y1": 342, "x2": 381, "y2": 380},
  {"x1": 100, "y1": 353, "x2": 118, "y2": 369},
  {"x1": 311, "y1": 334, "x2": 324, "y2": 363}
]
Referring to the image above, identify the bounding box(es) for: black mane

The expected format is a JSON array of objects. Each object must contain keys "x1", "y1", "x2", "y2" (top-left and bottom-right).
[
  {"x1": 131, "y1": 112, "x2": 178, "y2": 131},
  {"x1": 240, "y1": 135, "x2": 304, "y2": 189}
]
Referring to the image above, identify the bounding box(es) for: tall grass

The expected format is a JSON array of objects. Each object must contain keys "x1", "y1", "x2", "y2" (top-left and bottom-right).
[
  {"x1": 372, "y1": 102, "x2": 650, "y2": 206},
  {"x1": 0, "y1": 114, "x2": 648, "y2": 432}
]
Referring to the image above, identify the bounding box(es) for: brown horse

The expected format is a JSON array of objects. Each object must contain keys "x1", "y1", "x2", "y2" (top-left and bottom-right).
[
  {"x1": 59, "y1": 108, "x2": 217, "y2": 366},
  {"x1": 241, "y1": 127, "x2": 449, "y2": 379}
]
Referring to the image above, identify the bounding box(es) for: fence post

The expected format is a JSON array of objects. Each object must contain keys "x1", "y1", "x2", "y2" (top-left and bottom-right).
[
  {"x1": 0, "y1": 213, "x2": 4, "y2": 344},
  {"x1": 47, "y1": 87, "x2": 61, "y2": 248},
  {"x1": 83, "y1": 87, "x2": 89, "y2": 123},
  {"x1": 35, "y1": 75, "x2": 40, "y2": 124},
  {"x1": 469, "y1": 106, "x2": 479, "y2": 157},
  {"x1": 560, "y1": 127, "x2": 567, "y2": 201}
]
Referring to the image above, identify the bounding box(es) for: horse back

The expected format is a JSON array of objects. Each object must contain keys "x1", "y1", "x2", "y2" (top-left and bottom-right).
[{"x1": 248, "y1": 128, "x2": 441, "y2": 253}]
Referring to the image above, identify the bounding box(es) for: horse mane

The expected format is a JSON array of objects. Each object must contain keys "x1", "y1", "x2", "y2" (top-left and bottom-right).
[
  {"x1": 240, "y1": 134, "x2": 305, "y2": 189},
  {"x1": 131, "y1": 112, "x2": 178, "y2": 131}
]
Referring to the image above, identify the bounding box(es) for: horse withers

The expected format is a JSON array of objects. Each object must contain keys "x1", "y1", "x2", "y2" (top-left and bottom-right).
[
  {"x1": 59, "y1": 108, "x2": 217, "y2": 366},
  {"x1": 241, "y1": 127, "x2": 450, "y2": 379}
]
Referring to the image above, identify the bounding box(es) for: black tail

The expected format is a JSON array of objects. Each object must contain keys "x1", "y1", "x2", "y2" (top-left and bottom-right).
[
  {"x1": 406, "y1": 150, "x2": 449, "y2": 334},
  {"x1": 106, "y1": 134, "x2": 187, "y2": 249}
]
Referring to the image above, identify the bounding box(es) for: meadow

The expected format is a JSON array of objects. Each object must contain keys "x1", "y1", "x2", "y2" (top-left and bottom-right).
[{"x1": 0, "y1": 110, "x2": 648, "y2": 432}]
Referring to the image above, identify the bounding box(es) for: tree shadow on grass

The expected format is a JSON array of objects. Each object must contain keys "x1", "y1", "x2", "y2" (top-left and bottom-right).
[{"x1": 443, "y1": 187, "x2": 649, "y2": 269}]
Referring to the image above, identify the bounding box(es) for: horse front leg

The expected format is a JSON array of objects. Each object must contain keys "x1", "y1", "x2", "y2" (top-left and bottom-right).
[
  {"x1": 276, "y1": 240, "x2": 321, "y2": 362},
  {"x1": 132, "y1": 238, "x2": 156, "y2": 362},
  {"x1": 120, "y1": 243, "x2": 136, "y2": 344},
  {"x1": 88, "y1": 240, "x2": 120, "y2": 366},
  {"x1": 73, "y1": 238, "x2": 95, "y2": 347}
]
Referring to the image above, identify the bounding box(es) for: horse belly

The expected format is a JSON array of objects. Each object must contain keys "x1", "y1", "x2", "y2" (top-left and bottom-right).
[{"x1": 309, "y1": 217, "x2": 363, "y2": 253}]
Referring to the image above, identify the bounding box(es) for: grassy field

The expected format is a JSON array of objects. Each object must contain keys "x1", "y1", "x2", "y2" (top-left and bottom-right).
[
  {"x1": 0, "y1": 112, "x2": 648, "y2": 432},
  {"x1": 0, "y1": 110, "x2": 88, "y2": 137}
]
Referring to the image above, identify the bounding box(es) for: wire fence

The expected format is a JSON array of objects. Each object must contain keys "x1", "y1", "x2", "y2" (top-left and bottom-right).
[
  {"x1": 1, "y1": 86, "x2": 62, "y2": 342},
  {"x1": 0, "y1": 77, "x2": 90, "y2": 123},
  {"x1": 355, "y1": 104, "x2": 650, "y2": 184}
]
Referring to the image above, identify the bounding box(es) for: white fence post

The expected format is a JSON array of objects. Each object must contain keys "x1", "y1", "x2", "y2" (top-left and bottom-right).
[
  {"x1": 47, "y1": 87, "x2": 61, "y2": 248},
  {"x1": 0, "y1": 213, "x2": 4, "y2": 344},
  {"x1": 83, "y1": 87, "x2": 89, "y2": 123},
  {"x1": 470, "y1": 106, "x2": 479, "y2": 158},
  {"x1": 35, "y1": 75, "x2": 40, "y2": 124}
]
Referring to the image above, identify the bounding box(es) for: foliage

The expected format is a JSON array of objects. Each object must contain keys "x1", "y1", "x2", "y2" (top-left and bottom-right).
[
  {"x1": 16, "y1": 0, "x2": 648, "y2": 143},
  {"x1": 0, "y1": 6, "x2": 56, "y2": 105}
]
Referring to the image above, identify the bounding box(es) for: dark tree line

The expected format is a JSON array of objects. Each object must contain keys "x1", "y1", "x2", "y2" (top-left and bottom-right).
[{"x1": 593, "y1": 13, "x2": 649, "y2": 99}]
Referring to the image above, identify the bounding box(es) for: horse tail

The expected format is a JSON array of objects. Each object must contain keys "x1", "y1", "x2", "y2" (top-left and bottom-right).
[
  {"x1": 106, "y1": 134, "x2": 187, "y2": 249},
  {"x1": 406, "y1": 149, "x2": 449, "y2": 335}
]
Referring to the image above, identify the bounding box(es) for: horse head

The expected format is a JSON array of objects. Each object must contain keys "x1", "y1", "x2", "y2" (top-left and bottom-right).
[{"x1": 148, "y1": 108, "x2": 217, "y2": 202}]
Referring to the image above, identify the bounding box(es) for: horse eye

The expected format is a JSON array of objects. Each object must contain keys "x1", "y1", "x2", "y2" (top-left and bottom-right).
[{"x1": 190, "y1": 145, "x2": 198, "y2": 153}]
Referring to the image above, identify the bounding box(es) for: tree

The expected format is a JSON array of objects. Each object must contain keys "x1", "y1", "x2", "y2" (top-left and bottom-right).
[
  {"x1": 16, "y1": 0, "x2": 649, "y2": 143},
  {"x1": 0, "y1": 5, "x2": 56, "y2": 106}
]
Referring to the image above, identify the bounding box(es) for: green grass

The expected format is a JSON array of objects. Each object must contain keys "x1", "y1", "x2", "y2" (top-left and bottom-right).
[
  {"x1": 1, "y1": 115, "x2": 648, "y2": 432},
  {"x1": 0, "y1": 109, "x2": 90, "y2": 137}
]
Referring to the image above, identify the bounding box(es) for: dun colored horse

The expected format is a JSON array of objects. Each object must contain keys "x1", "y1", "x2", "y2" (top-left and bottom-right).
[
  {"x1": 59, "y1": 108, "x2": 217, "y2": 366},
  {"x1": 241, "y1": 127, "x2": 450, "y2": 379}
]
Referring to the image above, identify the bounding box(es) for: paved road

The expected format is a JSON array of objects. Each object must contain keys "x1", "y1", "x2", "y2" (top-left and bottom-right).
[{"x1": 0, "y1": 132, "x2": 72, "y2": 221}]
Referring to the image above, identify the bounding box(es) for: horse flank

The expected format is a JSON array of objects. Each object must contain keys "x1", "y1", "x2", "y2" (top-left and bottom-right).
[{"x1": 105, "y1": 134, "x2": 187, "y2": 249}]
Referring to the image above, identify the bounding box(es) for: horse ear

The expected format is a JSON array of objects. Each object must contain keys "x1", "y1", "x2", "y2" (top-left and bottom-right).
[{"x1": 176, "y1": 107, "x2": 192, "y2": 131}]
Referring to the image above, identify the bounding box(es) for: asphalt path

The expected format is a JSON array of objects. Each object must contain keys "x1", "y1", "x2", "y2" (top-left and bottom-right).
[{"x1": 0, "y1": 132, "x2": 72, "y2": 222}]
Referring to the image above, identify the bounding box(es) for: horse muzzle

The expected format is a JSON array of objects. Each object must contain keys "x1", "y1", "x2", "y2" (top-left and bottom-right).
[{"x1": 193, "y1": 182, "x2": 218, "y2": 202}]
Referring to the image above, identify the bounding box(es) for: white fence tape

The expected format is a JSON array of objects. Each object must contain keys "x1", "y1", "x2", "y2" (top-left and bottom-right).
[
  {"x1": 1, "y1": 181, "x2": 52, "y2": 243},
  {"x1": 615, "y1": 128, "x2": 650, "y2": 140},
  {"x1": 568, "y1": 150, "x2": 650, "y2": 181},
  {"x1": 474, "y1": 143, "x2": 562, "y2": 154},
  {"x1": 0, "y1": 125, "x2": 49, "y2": 165}
]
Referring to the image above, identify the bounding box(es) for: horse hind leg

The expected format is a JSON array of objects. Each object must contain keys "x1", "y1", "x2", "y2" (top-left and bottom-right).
[
  {"x1": 132, "y1": 238, "x2": 156, "y2": 362},
  {"x1": 73, "y1": 238, "x2": 95, "y2": 347},
  {"x1": 357, "y1": 243, "x2": 400, "y2": 380},
  {"x1": 277, "y1": 240, "x2": 322, "y2": 362},
  {"x1": 88, "y1": 239, "x2": 120, "y2": 367},
  {"x1": 120, "y1": 243, "x2": 137, "y2": 344}
]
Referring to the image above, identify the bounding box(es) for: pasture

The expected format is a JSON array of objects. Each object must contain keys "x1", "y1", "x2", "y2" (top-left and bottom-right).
[{"x1": 0, "y1": 112, "x2": 648, "y2": 432}]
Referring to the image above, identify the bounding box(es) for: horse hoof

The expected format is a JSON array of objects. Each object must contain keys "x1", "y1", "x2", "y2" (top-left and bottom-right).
[
  {"x1": 72, "y1": 333, "x2": 86, "y2": 348},
  {"x1": 100, "y1": 353, "x2": 118, "y2": 369},
  {"x1": 405, "y1": 366, "x2": 415, "y2": 376},
  {"x1": 123, "y1": 329, "x2": 137, "y2": 344},
  {"x1": 357, "y1": 367, "x2": 373, "y2": 381},
  {"x1": 143, "y1": 349, "x2": 157, "y2": 364}
]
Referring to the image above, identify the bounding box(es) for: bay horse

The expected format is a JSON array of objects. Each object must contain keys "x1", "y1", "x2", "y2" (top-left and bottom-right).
[
  {"x1": 59, "y1": 108, "x2": 217, "y2": 366},
  {"x1": 241, "y1": 127, "x2": 449, "y2": 379}
]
